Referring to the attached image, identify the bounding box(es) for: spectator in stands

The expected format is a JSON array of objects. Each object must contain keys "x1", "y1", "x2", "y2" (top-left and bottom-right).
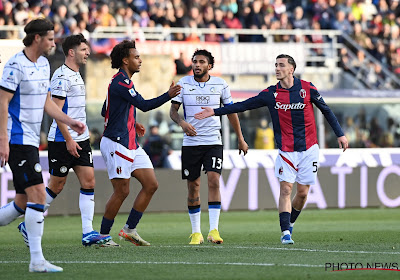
[
  {"x1": 175, "y1": 52, "x2": 192, "y2": 75},
  {"x1": 254, "y1": 118, "x2": 274, "y2": 149},
  {"x1": 291, "y1": 6, "x2": 309, "y2": 29},
  {"x1": 331, "y1": 10, "x2": 353, "y2": 35},
  {"x1": 224, "y1": 10, "x2": 243, "y2": 29}
]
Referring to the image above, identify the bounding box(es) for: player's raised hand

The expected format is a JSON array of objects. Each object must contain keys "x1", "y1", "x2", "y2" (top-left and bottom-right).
[
  {"x1": 167, "y1": 81, "x2": 181, "y2": 98},
  {"x1": 337, "y1": 135, "x2": 348, "y2": 152},
  {"x1": 194, "y1": 107, "x2": 215, "y2": 120},
  {"x1": 136, "y1": 122, "x2": 146, "y2": 137}
]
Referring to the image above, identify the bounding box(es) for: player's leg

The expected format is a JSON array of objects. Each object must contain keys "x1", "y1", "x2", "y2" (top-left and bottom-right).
[
  {"x1": 118, "y1": 167, "x2": 157, "y2": 246},
  {"x1": 25, "y1": 183, "x2": 62, "y2": 272},
  {"x1": 204, "y1": 145, "x2": 223, "y2": 244},
  {"x1": 290, "y1": 144, "x2": 319, "y2": 236},
  {"x1": 187, "y1": 178, "x2": 203, "y2": 244},
  {"x1": 182, "y1": 146, "x2": 204, "y2": 244},
  {"x1": 100, "y1": 177, "x2": 130, "y2": 236},
  {"x1": 0, "y1": 193, "x2": 26, "y2": 226},
  {"x1": 275, "y1": 151, "x2": 297, "y2": 244},
  {"x1": 45, "y1": 141, "x2": 73, "y2": 211},
  {"x1": 290, "y1": 183, "x2": 310, "y2": 233},
  {"x1": 74, "y1": 165, "x2": 111, "y2": 246}
]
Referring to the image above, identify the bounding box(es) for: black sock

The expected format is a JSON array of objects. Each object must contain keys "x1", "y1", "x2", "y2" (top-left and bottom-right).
[
  {"x1": 290, "y1": 207, "x2": 301, "y2": 224},
  {"x1": 279, "y1": 212, "x2": 291, "y2": 232}
]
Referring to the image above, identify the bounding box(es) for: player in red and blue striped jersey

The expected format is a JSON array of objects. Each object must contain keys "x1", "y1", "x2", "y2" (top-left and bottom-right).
[
  {"x1": 195, "y1": 54, "x2": 348, "y2": 244},
  {"x1": 99, "y1": 40, "x2": 181, "y2": 246}
]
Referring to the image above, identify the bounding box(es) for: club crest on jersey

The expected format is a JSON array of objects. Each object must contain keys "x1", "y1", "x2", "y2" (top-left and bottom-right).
[
  {"x1": 279, "y1": 166, "x2": 283, "y2": 175},
  {"x1": 299, "y1": 89, "x2": 306, "y2": 98},
  {"x1": 34, "y1": 163, "x2": 42, "y2": 173},
  {"x1": 116, "y1": 166, "x2": 122, "y2": 174},
  {"x1": 129, "y1": 88, "x2": 137, "y2": 97},
  {"x1": 184, "y1": 169, "x2": 189, "y2": 176},
  {"x1": 60, "y1": 166, "x2": 68, "y2": 173}
]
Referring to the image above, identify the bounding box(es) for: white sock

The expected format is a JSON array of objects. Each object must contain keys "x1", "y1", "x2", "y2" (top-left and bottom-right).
[
  {"x1": 44, "y1": 190, "x2": 55, "y2": 211},
  {"x1": 189, "y1": 211, "x2": 201, "y2": 234},
  {"x1": 25, "y1": 205, "x2": 45, "y2": 264},
  {"x1": 0, "y1": 201, "x2": 23, "y2": 226},
  {"x1": 289, "y1": 222, "x2": 295, "y2": 228},
  {"x1": 208, "y1": 208, "x2": 220, "y2": 232},
  {"x1": 79, "y1": 192, "x2": 94, "y2": 234}
]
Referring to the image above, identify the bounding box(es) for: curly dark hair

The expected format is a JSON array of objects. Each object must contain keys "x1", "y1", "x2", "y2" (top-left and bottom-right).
[
  {"x1": 62, "y1": 34, "x2": 88, "y2": 56},
  {"x1": 192, "y1": 49, "x2": 215, "y2": 69},
  {"x1": 23, "y1": 18, "x2": 54, "y2": 47},
  {"x1": 110, "y1": 40, "x2": 136, "y2": 69},
  {"x1": 276, "y1": 54, "x2": 296, "y2": 71}
]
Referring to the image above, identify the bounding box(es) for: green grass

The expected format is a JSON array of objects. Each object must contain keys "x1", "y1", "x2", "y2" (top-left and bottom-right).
[{"x1": 1, "y1": 208, "x2": 400, "y2": 279}]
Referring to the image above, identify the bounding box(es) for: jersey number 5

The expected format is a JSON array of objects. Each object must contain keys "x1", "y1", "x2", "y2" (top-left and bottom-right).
[{"x1": 313, "y1": 162, "x2": 318, "y2": 173}]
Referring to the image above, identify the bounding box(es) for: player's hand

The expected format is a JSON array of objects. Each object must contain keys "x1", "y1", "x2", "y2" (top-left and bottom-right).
[
  {"x1": 0, "y1": 135, "x2": 9, "y2": 167},
  {"x1": 194, "y1": 107, "x2": 215, "y2": 120},
  {"x1": 69, "y1": 120, "x2": 86, "y2": 135},
  {"x1": 238, "y1": 138, "x2": 249, "y2": 156},
  {"x1": 136, "y1": 122, "x2": 146, "y2": 137},
  {"x1": 167, "y1": 81, "x2": 181, "y2": 98},
  {"x1": 337, "y1": 135, "x2": 348, "y2": 152},
  {"x1": 180, "y1": 120, "x2": 197, "y2": 136},
  {"x1": 66, "y1": 139, "x2": 81, "y2": 158}
]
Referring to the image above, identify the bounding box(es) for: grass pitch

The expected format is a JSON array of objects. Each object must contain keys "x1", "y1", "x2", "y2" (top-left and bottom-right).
[{"x1": 0, "y1": 208, "x2": 399, "y2": 280}]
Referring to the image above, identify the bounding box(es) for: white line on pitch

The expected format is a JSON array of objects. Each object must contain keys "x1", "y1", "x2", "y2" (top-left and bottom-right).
[
  {"x1": 0, "y1": 260, "x2": 324, "y2": 267},
  {"x1": 158, "y1": 245, "x2": 400, "y2": 255}
]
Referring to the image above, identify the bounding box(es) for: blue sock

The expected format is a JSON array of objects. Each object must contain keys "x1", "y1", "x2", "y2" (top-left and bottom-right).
[
  {"x1": 279, "y1": 212, "x2": 291, "y2": 232},
  {"x1": 100, "y1": 216, "x2": 114, "y2": 235},
  {"x1": 290, "y1": 207, "x2": 301, "y2": 224},
  {"x1": 126, "y1": 208, "x2": 143, "y2": 229}
]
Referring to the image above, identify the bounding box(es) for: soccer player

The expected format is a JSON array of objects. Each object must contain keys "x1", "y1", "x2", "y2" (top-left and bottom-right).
[
  {"x1": 0, "y1": 19, "x2": 85, "y2": 272},
  {"x1": 170, "y1": 49, "x2": 248, "y2": 245},
  {"x1": 99, "y1": 40, "x2": 181, "y2": 246},
  {"x1": 17, "y1": 34, "x2": 111, "y2": 247},
  {"x1": 195, "y1": 54, "x2": 348, "y2": 245}
]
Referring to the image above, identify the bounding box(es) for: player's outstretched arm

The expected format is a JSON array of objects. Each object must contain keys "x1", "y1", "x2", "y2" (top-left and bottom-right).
[
  {"x1": 194, "y1": 107, "x2": 215, "y2": 120},
  {"x1": 44, "y1": 92, "x2": 86, "y2": 135},
  {"x1": 337, "y1": 135, "x2": 348, "y2": 152}
]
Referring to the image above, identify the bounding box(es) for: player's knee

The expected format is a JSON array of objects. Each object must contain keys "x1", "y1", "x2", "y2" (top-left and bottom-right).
[
  {"x1": 208, "y1": 180, "x2": 219, "y2": 191},
  {"x1": 144, "y1": 180, "x2": 158, "y2": 195},
  {"x1": 116, "y1": 187, "x2": 130, "y2": 199},
  {"x1": 280, "y1": 187, "x2": 292, "y2": 197},
  {"x1": 81, "y1": 178, "x2": 95, "y2": 190},
  {"x1": 297, "y1": 191, "x2": 308, "y2": 200}
]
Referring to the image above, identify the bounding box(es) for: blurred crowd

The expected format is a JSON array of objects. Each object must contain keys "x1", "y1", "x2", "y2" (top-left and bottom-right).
[
  {"x1": 0, "y1": 0, "x2": 399, "y2": 78},
  {"x1": 2, "y1": 0, "x2": 399, "y2": 152}
]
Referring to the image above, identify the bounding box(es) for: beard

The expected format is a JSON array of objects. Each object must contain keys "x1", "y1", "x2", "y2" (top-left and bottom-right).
[{"x1": 194, "y1": 71, "x2": 206, "y2": 80}]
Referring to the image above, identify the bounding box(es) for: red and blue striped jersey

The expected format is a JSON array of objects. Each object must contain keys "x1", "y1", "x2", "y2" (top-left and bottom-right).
[
  {"x1": 101, "y1": 69, "x2": 171, "y2": 150},
  {"x1": 214, "y1": 77, "x2": 344, "y2": 152}
]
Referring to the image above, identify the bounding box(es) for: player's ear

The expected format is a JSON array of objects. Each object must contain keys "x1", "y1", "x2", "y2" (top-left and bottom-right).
[{"x1": 122, "y1": 56, "x2": 129, "y2": 66}]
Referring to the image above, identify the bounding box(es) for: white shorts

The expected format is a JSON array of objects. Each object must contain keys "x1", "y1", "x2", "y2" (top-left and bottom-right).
[
  {"x1": 100, "y1": 136, "x2": 153, "y2": 179},
  {"x1": 274, "y1": 144, "x2": 319, "y2": 185}
]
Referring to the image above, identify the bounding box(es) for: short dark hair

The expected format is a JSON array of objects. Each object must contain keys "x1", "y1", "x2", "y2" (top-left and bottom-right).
[
  {"x1": 23, "y1": 19, "x2": 54, "y2": 47},
  {"x1": 192, "y1": 49, "x2": 215, "y2": 69},
  {"x1": 110, "y1": 40, "x2": 136, "y2": 69},
  {"x1": 276, "y1": 54, "x2": 296, "y2": 71},
  {"x1": 62, "y1": 33, "x2": 88, "y2": 56}
]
